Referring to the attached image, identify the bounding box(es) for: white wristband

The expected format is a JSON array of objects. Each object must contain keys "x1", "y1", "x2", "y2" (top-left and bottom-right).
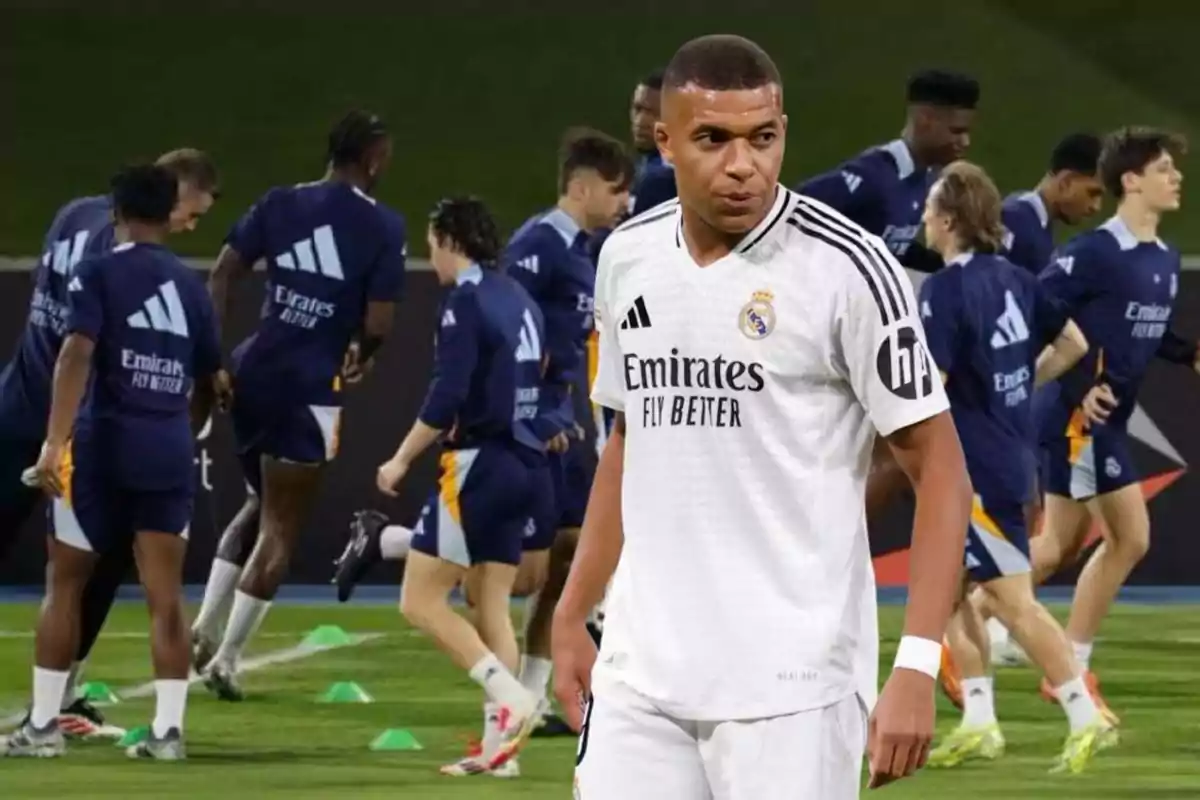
[{"x1": 893, "y1": 635, "x2": 941, "y2": 679}]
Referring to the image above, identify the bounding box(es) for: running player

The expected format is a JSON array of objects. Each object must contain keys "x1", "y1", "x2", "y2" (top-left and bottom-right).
[
  {"x1": 5, "y1": 165, "x2": 222, "y2": 760},
  {"x1": 974, "y1": 133, "x2": 1199, "y2": 672},
  {"x1": 194, "y1": 111, "x2": 405, "y2": 698},
  {"x1": 377, "y1": 197, "x2": 549, "y2": 774},
  {"x1": 553, "y1": 35, "x2": 972, "y2": 797},
  {"x1": 915, "y1": 160, "x2": 1115, "y2": 774},
  {"x1": 0, "y1": 149, "x2": 218, "y2": 737},
  {"x1": 797, "y1": 69, "x2": 979, "y2": 279},
  {"x1": 1023, "y1": 128, "x2": 1188, "y2": 708}
]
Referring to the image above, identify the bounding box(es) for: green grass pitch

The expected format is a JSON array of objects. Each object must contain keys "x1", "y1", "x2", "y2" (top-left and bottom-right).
[{"x1": 1, "y1": 602, "x2": 1197, "y2": 798}]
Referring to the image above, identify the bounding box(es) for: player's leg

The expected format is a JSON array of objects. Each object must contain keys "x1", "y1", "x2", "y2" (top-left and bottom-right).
[
  {"x1": 696, "y1": 693, "x2": 866, "y2": 800},
  {"x1": 127, "y1": 502, "x2": 191, "y2": 761},
  {"x1": 333, "y1": 508, "x2": 394, "y2": 602},
  {"x1": 191, "y1": 489, "x2": 259, "y2": 668},
  {"x1": 574, "y1": 666, "x2": 712, "y2": 800},
  {"x1": 205, "y1": 455, "x2": 322, "y2": 699},
  {"x1": 5, "y1": 451, "x2": 102, "y2": 758}
]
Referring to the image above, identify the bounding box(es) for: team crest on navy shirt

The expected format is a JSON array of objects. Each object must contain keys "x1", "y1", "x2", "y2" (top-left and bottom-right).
[{"x1": 738, "y1": 289, "x2": 776, "y2": 340}]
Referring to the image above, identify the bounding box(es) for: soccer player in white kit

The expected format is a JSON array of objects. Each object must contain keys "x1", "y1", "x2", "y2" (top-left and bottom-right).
[{"x1": 550, "y1": 34, "x2": 974, "y2": 799}]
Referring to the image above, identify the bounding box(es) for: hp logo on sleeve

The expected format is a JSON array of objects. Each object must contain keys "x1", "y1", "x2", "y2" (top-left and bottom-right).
[{"x1": 875, "y1": 325, "x2": 935, "y2": 400}]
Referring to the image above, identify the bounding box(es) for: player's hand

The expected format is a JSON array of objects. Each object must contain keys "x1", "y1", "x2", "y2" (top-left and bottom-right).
[
  {"x1": 550, "y1": 612, "x2": 598, "y2": 733},
  {"x1": 547, "y1": 432, "x2": 570, "y2": 454},
  {"x1": 376, "y1": 457, "x2": 409, "y2": 497},
  {"x1": 342, "y1": 342, "x2": 374, "y2": 385},
  {"x1": 213, "y1": 370, "x2": 234, "y2": 412},
  {"x1": 1081, "y1": 383, "x2": 1116, "y2": 424},
  {"x1": 867, "y1": 667, "x2": 935, "y2": 789},
  {"x1": 572, "y1": 423, "x2": 586, "y2": 440},
  {"x1": 32, "y1": 441, "x2": 66, "y2": 498}
]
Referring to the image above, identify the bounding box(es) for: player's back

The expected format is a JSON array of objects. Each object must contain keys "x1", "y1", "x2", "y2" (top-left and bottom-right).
[
  {"x1": 796, "y1": 140, "x2": 933, "y2": 259},
  {"x1": 1038, "y1": 217, "x2": 1179, "y2": 432},
  {"x1": 437, "y1": 266, "x2": 546, "y2": 454},
  {"x1": 1001, "y1": 191, "x2": 1054, "y2": 273},
  {"x1": 0, "y1": 195, "x2": 115, "y2": 435},
  {"x1": 70, "y1": 242, "x2": 219, "y2": 490},
  {"x1": 229, "y1": 180, "x2": 406, "y2": 403},
  {"x1": 920, "y1": 253, "x2": 1058, "y2": 502},
  {"x1": 503, "y1": 209, "x2": 594, "y2": 428}
]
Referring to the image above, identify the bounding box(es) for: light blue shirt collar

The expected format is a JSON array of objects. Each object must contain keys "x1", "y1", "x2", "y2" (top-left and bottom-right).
[
  {"x1": 1019, "y1": 191, "x2": 1050, "y2": 228},
  {"x1": 1101, "y1": 215, "x2": 1167, "y2": 251},
  {"x1": 455, "y1": 263, "x2": 484, "y2": 285},
  {"x1": 542, "y1": 207, "x2": 583, "y2": 247}
]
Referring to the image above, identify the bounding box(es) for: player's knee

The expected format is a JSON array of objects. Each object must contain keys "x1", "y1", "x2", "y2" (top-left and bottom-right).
[
  {"x1": 513, "y1": 558, "x2": 549, "y2": 598},
  {"x1": 1116, "y1": 524, "x2": 1150, "y2": 563}
]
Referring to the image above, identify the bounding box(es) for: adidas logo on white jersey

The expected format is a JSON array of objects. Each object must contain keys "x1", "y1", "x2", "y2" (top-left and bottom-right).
[
  {"x1": 515, "y1": 255, "x2": 539, "y2": 274},
  {"x1": 127, "y1": 280, "x2": 189, "y2": 338},
  {"x1": 619, "y1": 296, "x2": 652, "y2": 330},
  {"x1": 990, "y1": 290, "x2": 1030, "y2": 349},
  {"x1": 274, "y1": 225, "x2": 344, "y2": 280},
  {"x1": 841, "y1": 171, "x2": 862, "y2": 193}
]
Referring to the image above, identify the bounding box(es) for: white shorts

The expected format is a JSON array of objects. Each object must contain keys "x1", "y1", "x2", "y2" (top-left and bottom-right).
[{"x1": 574, "y1": 671, "x2": 868, "y2": 799}]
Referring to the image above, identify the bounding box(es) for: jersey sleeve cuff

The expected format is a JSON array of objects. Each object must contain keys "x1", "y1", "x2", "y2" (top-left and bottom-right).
[
  {"x1": 590, "y1": 387, "x2": 625, "y2": 412},
  {"x1": 872, "y1": 395, "x2": 949, "y2": 439}
]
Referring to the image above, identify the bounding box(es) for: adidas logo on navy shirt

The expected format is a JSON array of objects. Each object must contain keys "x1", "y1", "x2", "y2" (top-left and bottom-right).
[
  {"x1": 127, "y1": 280, "x2": 190, "y2": 338},
  {"x1": 274, "y1": 225, "x2": 345, "y2": 279}
]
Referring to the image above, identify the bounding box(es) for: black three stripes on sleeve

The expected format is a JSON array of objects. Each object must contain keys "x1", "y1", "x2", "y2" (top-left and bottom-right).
[{"x1": 787, "y1": 200, "x2": 909, "y2": 326}]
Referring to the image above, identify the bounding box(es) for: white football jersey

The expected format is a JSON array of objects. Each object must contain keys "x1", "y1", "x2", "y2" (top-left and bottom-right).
[{"x1": 591, "y1": 187, "x2": 949, "y2": 721}]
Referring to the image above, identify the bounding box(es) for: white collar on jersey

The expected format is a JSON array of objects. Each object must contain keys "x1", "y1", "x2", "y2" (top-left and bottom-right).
[
  {"x1": 881, "y1": 139, "x2": 918, "y2": 180},
  {"x1": 945, "y1": 251, "x2": 974, "y2": 268},
  {"x1": 541, "y1": 207, "x2": 583, "y2": 247},
  {"x1": 455, "y1": 263, "x2": 484, "y2": 285},
  {"x1": 673, "y1": 185, "x2": 794, "y2": 258},
  {"x1": 1101, "y1": 215, "x2": 1167, "y2": 251},
  {"x1": 1019, "y1": 190, "x2": 1050, "y2": 228}
]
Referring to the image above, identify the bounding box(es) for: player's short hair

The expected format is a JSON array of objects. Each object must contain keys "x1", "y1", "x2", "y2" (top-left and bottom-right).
[
  {"x1": 429, "y1": 196, "x2": 502, "y2": 267},
  {"x1": 1098, "y1": 126, "x2": 1186, "y2": 199},
  {"x1": 558, "y1": 127, "x2": 634, "y2": 194},
  {"x1": 110, "y1": 164, "x2": 178, "y2": 225},
  {"x1": 640, "y1": 70, "x2": 664, "y2": 91},
  {"x1": 155, "y1": 148, "x2": 219, "y2": 195},
  {"x1": 327, "y1": 110, "x2": 389, "y2": 168},
  {"x1": 1048, "y1": 133, "x2": 1102, "y2": 176},
  {"x1": 662, "y1": 34, "x2": 780, "y2": 92},
  {"x1": 906, "y1": 70, "x2": 980, "y2": 109},
  {"x1": 931, "y1": 160, "x2": 1005, "y2": 253}
]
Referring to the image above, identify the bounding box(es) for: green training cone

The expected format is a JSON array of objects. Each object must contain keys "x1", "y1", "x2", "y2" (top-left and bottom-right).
[
  {"x1": 79, "y1": 681, "x2": 119, "y2": 705},
  {"x1": 301, "y1": 625, "x2": 354, "y2": 648},
  {"x1": 116, "y1": 725, "x2": 149, "y2": 747},
  {"x1": 318, "y1": 681, "x2": 373, "y2": 704},
  {"x1": 369, "y1": 729, "x2": 423, "y2": 751}
]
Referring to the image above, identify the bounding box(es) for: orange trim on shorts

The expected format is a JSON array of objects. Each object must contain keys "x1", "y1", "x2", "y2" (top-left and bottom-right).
[
  {"x1": 438, "y1": 450, "x2": 462, "y2": 525},
  {"x1": 1065, "y1": 348, "x2": 1105, "y2": 464},
  {"x1": 970, "y1": 496, "x2": 1010, "y2": 542},
  {"x1": 58, "y1": 439, "x2": 74, "y2": 507}
]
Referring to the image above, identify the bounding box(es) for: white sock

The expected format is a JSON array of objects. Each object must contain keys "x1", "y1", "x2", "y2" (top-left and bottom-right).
[
  {"x1": 961, "y1": 676, "x2": 997, "y2": 728},
  {"x1": 213, "y1": 591, "x2": 271, "y2": 667},
  {"x1": 61, "y1": 661, "x2": 84, "y2": 709},
  {"x1": 1071, "y1": 640, "x2": 1093, "y2": 671},
  {"x1": 518, "y1": 655, "x2": 553, "y2": 702},
  {"x1": 1054, "y1": 675, "x2": 1101, "y2": 732},
  {"x1": 193, "y1": 559, "x2": 243, "y2": 640},
  {"x1": 469, "y1": 653, "x2": 534, "y2": 715},
  {"x1": 985, "y1": 617, "x2": 1010, "y2": 646},
  {"x1": 481, "y1": 701, "x2": 505, "y2": 759},
  {"x1": 380, "y1": 525, "x2": 413, "y2": 560},
  {"x1": 31, "y1": 667, "x2": 70, "y2": 729},
  {"x1": 152, "y1": 679, "x2": 189, "y2": 737}
]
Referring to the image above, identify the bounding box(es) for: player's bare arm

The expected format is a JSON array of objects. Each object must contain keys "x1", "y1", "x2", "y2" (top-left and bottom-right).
[
  {"x1": 869, "y1": 410, "x2": 971, "y2": 788},
  {"x1": 207, "y1": 244, "x2": 252, "y2": 330},
  {"x1": 344, "y1": 300, "x2": 394, "y2": 384},
  {"x1": 551, "y1": 411, "x2": 626, "y2": 731},
  {"x1": 1035, "y1": 319, "x2": 1088, "y2": 387},
  {"x1": 33, "y1": 333, "x2": 95, "y2": 497}
]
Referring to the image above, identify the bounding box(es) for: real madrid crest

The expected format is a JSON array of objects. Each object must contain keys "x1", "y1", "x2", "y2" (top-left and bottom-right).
[{"x1": 738, "y1": 289, "x2": 776, "y2": 340}]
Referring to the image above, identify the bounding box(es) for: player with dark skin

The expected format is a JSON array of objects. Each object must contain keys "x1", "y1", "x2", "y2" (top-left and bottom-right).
[
  {"x1": 194, "y1": 120, "x2": 397, "y2": 691},
  {"x1": 551, "y1": 35, "x2": 972, "y2": 790}
]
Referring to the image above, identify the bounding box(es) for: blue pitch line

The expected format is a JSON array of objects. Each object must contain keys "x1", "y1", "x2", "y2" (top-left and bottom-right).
[{"x1": 0, "y1": 584, "x2": 1198, "y2": 605}]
